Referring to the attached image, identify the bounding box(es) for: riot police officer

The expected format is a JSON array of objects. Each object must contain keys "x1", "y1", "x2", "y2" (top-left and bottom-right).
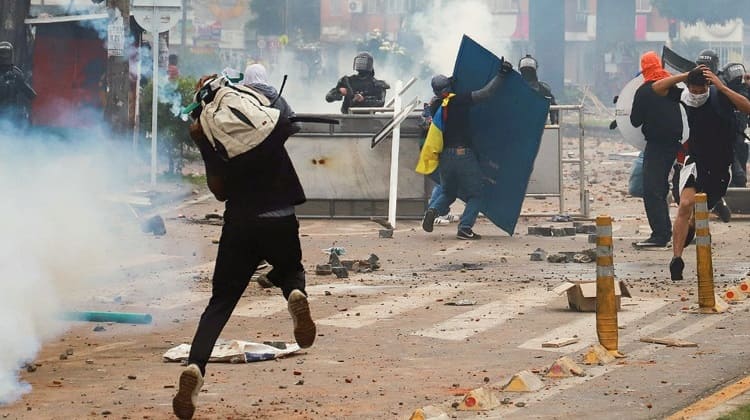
[
  {"x1": 0, "y1": 41, "x2": 36, "y2": 123},
  {"x1": 325, "y1": 52, "x2": 390, "y2": 114},
  {"x1": 721, "y1": 62, "x2": 749, "y2": 187},
  {"x1": 518, "y1": 54, "x2": 558, "y2": 124},
  {"x1": 695, "y1": 49, "x2": 719, "y2": 74}
]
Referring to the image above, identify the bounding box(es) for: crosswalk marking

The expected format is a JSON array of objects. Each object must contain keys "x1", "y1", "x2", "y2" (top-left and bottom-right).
[
  {"x1": 486, "y1": 300, "x2": 745, "y2": 420},
  {"x1": 232, "y1": 283, "x2": 400, "y2": 319},
  {"x1": 413, "y1": 287, "x2": 556, "y2": 341},
  {"x1": 517, "y1": 297, "x2": 669, "y2": 353},
  {"x1": 316, "y1": 283, "x2": 470, "y2": 329}
]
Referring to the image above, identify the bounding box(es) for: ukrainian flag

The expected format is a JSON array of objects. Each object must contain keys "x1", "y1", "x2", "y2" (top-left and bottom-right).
[{"x1": 416, "y1": 94, "x2": 454, "y2": 175}]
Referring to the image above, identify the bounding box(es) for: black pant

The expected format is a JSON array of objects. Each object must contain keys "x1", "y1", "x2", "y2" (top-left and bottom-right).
[
  {"x1": 642, "y1": 141, "x2": 680, "y2": 243},
  {"x1": 187, "y1": 215, "x2": 305, "y2": 374},
  {"x1": 731, "y1": 134, "x2": 748, "y2": 187}
]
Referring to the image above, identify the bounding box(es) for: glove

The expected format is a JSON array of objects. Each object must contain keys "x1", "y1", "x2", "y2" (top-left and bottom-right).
[{"x1": 499, "y1": 58, "x2": 513, "y2": 75}]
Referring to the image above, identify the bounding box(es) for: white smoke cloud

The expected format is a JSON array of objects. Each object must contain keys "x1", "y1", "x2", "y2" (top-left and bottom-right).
[
  {"x1": 0, "y1": 123, "x2": 134, "y2": 404},
  {"x1": 409, "y1": 0, "x2": 509, "y2": 75}
]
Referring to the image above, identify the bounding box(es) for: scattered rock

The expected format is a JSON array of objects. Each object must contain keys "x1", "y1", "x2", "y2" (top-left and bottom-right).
[
  {"x1": 315, "y1": 264, "x2": 333, "y2": 275},
  {"x1": 530, "y1": 248, "x2": 547, "y2": 262},
  {"x1": 93, "y1": 325, "x2": 106, "y2": 332},
  {"x1": 546, "y1": 253, "x2": 569, "y2": 263},
  {"x1": 332, "y1": 266, "x2": 349, "y2": 279},
  {"x1": 379, "y1": 229, "x2": 394, "y2": 238}
]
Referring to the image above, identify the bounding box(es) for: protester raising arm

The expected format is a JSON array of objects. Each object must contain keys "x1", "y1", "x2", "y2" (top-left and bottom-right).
[
  {"x1": 471, "y1": 60, "x2": 514, "y2": 103},
  {"x1": 704, "y1": 67, "x2": 750, "y2": 114},
  {"x1": 651, "y1": 72, "x2": 688, "y2": 97}
]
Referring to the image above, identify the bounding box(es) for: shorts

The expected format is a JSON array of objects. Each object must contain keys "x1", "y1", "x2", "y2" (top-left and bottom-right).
[{"x1": 678, "y1": 157, "x2": 730, "y2": 209}]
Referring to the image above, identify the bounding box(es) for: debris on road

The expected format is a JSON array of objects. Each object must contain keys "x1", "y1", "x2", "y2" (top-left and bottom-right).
[
  {"x1": 639, "y1": 337, "x2": 698, "y2": 348},
  {"x1": 529, "y1": 248, "x2": 547, "y2": 261},
  {"x1": 163, "y1": 340, "x2": 300, "y2": 363},
  {"x1": 445, "y1": 300, "x2": 477, "y2": 306},
  {"x1": 542, "y1": 337, "x2": 579, "y2": 348}
]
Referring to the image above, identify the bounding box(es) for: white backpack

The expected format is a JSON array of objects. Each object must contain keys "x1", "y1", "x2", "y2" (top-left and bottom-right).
[{"x1": 197, "y1": 77, "x2": 281, "y2": 160}]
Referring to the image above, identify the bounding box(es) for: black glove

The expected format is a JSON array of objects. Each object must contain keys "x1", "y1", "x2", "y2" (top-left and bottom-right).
[{"x1": 499, "y1": 58, "x2": 513, "y2": 75}]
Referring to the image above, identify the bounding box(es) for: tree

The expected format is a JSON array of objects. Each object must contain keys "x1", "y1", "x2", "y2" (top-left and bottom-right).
[{"x1": 652, "y1": 0, "x2": 749, "y2": 25}]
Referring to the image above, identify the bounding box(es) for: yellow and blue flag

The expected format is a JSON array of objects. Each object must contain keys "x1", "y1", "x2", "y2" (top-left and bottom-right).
[{"x1": 415, "y1": 94, "x2": 454, "y2": 175}]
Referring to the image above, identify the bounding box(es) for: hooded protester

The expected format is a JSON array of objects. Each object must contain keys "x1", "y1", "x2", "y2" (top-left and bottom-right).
[
  {"x1": 653, "y1": 65, "x2": 750, "y2": 280},
  {"x1": 630, "y1": 51, "x2": 683, "y2": 248},
  {"x1": 173, "y1": 65, "x2": 316, "y2": 419}
]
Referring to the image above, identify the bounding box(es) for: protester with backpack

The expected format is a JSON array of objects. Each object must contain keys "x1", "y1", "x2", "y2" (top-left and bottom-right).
[{"x1": 173, "y1": 67, "x2": 317, "y2": 420}]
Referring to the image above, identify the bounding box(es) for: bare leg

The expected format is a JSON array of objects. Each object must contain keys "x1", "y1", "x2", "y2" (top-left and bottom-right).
[{"x1": 672, "y1": 187, "x2": 696, "y2": 258}]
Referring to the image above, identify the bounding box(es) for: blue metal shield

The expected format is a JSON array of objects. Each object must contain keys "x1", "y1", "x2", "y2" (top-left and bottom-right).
[{"x1": 452, "y1": 35, "x2": 549, "y2": 234}]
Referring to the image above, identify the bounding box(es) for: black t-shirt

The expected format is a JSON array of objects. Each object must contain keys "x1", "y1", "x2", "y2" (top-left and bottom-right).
[
  {"x1": 439, "y1": 92, "x2": 474, "y2": 148},
  {"x1": 667, "y1": 85, "x2": 736, "y2": 169},
  {"x1": 631, "y1": 81, "x2": 682, "y2": 143}
]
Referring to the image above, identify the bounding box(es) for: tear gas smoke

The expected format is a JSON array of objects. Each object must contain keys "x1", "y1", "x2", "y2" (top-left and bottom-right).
[{"x1": 0, "y1": 122, "x2": 135, "y2": 404}]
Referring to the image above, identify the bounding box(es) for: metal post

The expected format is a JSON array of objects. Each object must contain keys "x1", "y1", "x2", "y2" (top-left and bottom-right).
[
  {"x1": 150, "y1": 6, "x2": 159, "y2": 186},
  {"x1": 105, "y1": 0, "x2": 131, "y2": 137},
  {"x1": 132, "y1": 32, "x2": 143, "y2": 154},
  {"x1": 387, "y1": 80, "x2": 403, "y2": 229}
]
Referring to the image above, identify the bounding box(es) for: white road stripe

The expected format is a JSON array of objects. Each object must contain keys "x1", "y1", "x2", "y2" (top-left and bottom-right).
[
  {"x1": 488, "y1": 300, "x2": 745, "y2": 420},
  {"x1": 232, "y1": 283, "x2": 400, "y2": 318},
  {"x1": 316, "y1": 283, "x2": 470, "y2": 329},
  {"x1": 413, "y1": 287, "x2": 556, "y2": 341},
  {"x1": 517, "y1": 297, "x2": 669, "y2": 353}
]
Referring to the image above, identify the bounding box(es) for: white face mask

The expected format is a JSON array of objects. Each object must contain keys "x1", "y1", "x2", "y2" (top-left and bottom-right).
[{"x1": 681, "y1": 88, "x2": 710, "y2": 108}]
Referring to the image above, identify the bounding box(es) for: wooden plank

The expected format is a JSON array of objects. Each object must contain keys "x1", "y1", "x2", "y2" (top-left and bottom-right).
[
  {"x1": 542, "y1": 337, "x2": 580, "y2": 348},
  {"x1": 639, "y1": 336, "x2": 698, "y2": 347}
]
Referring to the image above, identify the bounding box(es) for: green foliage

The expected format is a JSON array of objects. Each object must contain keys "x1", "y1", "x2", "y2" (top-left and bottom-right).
[
  {"x1": 717, "y1": 404, "x2": 750, "y2": 420},
  {"x1": 652, "y1": 0, "x2": 749, "y2": 24},
  {"x1": 139, "y1": 75, "x2": 198, "y2": 174}
]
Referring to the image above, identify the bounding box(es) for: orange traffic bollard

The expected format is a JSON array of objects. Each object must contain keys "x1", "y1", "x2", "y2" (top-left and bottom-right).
[
  {"x1": 694, "y1": 193, "x2": 718, "y2": 312},
  {"x1": 595, "y1": 215, "x2": 622, "y2": 356}
]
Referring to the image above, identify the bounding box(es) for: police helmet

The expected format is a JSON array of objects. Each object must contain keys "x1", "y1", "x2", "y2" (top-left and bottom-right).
[
  {"x1": 431, "y1": 74, "x2": 452, "y2": 96},
  {"x1": 353, "y1": 52, "x2": 374, "y2": 73},
  {"x1": 696, "y1": 49, "x2": 719, "y2": 73},
  {"x1": 720, "y1": 62, "x2": 746, "y2": 85},
  {"x1": 518, "y1": 54, "x2": 538, "y2": 71},
  {"x1": 0, "y1": 41, "x2": 13, "y2": 66}
]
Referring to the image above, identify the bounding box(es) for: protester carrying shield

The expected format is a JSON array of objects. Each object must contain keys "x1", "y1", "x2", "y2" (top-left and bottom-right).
[
  {"x1": 325, "y1": 52, "x2": 390, "y2": 113},
  {"x1": 652, "y1": 66, "x2": 750, "y2": 280},
  {"x1": 173, "y1": 67, "x2": 316, "y2": 419},
  {"x1": 419, "y1": 59, "x2": 514, "y2": 240},
  {"x1": 630, "y1": 51, "x2": 683, "y2": 248}
]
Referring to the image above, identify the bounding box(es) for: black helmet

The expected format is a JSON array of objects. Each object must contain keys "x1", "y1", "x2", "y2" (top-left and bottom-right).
[
  {"x1": 431, "y1": 74, "x2": 452, "y2": 96},
  {"x1": 0, "y1": 41, "x2": 12, "y2": 66},
  {"x1": 518, "y1": 54, "x2": 538, "y2": 71},
  {"x1": 720, "y1": 62, "x2": 746, "y2": 85},
  {"x1": 696, "y1": 49, "x2": 719, "y2": 73},
  {"x1": 353, "y1": 52, "x2": 374, "y2": 73}
]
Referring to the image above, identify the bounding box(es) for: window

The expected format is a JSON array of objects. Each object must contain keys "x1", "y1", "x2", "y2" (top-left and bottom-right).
[
  {"x1": 387, "y1": 0, "x2": 407, "y2": 14},
  {"x1": 577, "y1": 0, "x2": 589, "y2": 13},
  {"x1": 366, "y1": 0, "x2": 378, "y2": 14},
  {"x1": 636, "y1": 0, "x2": 652, "y2": 13}
]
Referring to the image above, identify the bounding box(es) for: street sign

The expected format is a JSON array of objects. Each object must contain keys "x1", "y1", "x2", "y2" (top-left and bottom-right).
[{"x1": 132, "y1": 0, "x2": 182, "y2": 34}]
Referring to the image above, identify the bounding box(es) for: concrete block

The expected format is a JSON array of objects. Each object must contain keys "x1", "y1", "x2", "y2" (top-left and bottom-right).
[
  {"x1": 564, "y1": 227, "x2": 577, "y2": 236},
  {"x1": 739, "y1": 279, "x2": 750, "y2": 294},
  {"x1": 502, "y1": 370, "x2": 544, "y2": 392},
  {"x1": 551, "y1": 228, "x2": 568, "y2": 237},
  {"x1": 529, "y1": 248, "x2": 547, "y2": 262},
  {"x1": 409, "y1": 406, "x2": 450, "y2": 420},
  {"x1": 331, "y1": 266, "x2": 349, "y2": 278},
  {"x1": 457, "y1": 387, "x2": 500, "y2": 410},
  {"x1": 314, "y1": 264, "x2": 332, "y2": 275},
  {"x1": 546, "y1": 356, "x2": 585, "y2": 378},
  {"x1": 379, "y1": 229, "x2": 394, "y2": 238}
]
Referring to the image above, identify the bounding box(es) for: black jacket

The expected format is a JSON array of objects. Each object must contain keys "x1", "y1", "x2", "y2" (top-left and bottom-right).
[
  {"x1": 195, "y1": 87, "x2": 305, "y2": 221},
  {"x1": 325, "y1": 71, "x2": 389, "y2": 113}
]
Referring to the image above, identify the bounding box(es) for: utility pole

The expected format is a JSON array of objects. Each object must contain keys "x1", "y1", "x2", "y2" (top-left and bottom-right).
[
  {"x1": 105, "y1": 0, "x2": 132, "y2": 138},
  {"x1": 0, "y1": 0, "x2": 31, "y2": 68}
]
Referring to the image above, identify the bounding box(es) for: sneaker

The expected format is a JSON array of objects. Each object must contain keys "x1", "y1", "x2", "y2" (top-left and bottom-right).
[
  {"x1": 172, "y1": 364, "x2": 204, "y2": 420},
  {"x1": 288, "y1": 289, "x2": 316, "y2": 348},
  {"x1": 422, "y1": 208, "x2": 438, "y2": 232},
  {"x1": 712, "y1": 198, "x2": 731, "y2": 223},
  {"x1": 669, "y1": 256, "x2": 685, "y2": 281},
  {"x1": 684, "y1": 217, "x2": 696, "y2": 249},
  {"x1": 634, "y1": 237, "x2": 668, "y2": 248},
  {"x1": 434, "y1": 214, "x2": 458, "y2": 225},
  {"x1": 456, "y1": 227, "x2": 482, "y2": 240}
]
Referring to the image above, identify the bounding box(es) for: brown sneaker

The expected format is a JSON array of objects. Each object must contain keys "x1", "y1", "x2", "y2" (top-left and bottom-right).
[
  {"x1": 288, "y1": 289, "x2": 316, "y2": 348},
  {"x1": 172, "y1": 364, "x2": 204, "y2": 419}
]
